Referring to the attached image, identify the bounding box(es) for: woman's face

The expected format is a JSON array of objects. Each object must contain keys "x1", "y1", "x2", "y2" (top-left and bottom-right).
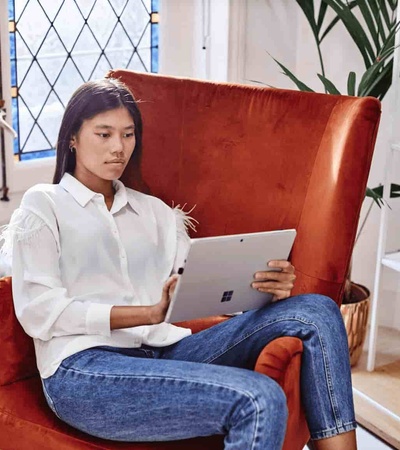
[{"x1": 71, "y1": 107, "x2": 136, "y2": 182}]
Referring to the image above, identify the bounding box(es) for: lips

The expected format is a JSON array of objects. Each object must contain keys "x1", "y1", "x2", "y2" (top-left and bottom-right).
[{"x1": 106, "y1": 160, "x2": 124, "y2": 164}]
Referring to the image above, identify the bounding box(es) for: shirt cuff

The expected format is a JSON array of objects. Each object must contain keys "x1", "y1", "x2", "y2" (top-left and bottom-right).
[{"x1": 86, "y1": 303, "x2": 113, "y2": 337}]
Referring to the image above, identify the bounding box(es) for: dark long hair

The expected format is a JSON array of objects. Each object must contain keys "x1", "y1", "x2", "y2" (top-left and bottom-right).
[{"x1": 53, "y1": 78, "x2": 143, "y2": 184}]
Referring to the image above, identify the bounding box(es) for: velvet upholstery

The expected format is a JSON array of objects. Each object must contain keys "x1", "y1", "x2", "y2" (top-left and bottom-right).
[
  {"x1": 0, "y1": 71, "x2": 380, "y2": 450},
  {"x1": 0, "y1": 277, "x2": 37, "y2": 385}
]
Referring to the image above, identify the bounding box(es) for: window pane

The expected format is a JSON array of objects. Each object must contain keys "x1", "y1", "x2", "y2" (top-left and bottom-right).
[{"x1": 8, "y1": 0, "x2": 159, "y2": 161}]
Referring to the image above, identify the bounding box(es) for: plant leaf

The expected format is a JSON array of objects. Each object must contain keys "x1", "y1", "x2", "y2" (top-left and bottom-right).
[
  {"x1": 357, "y1": 49, "x2": 395, "y2": 97},
  {"x1": 295, "y1": 0, "x2": 318, "y2": 36},
  {"x1": 378, "y1": 21, "x2": 400, "y2": 58},
  {"x1": 347, "y1": 71, "x2": 356, "y2": 96},
  {"x1": 317, "y1": 2, "x2": 328, "y2": 32},
  {"x1": 247, "y1": 79, "x2": 277, "y2": 89},
  {"x1": 366, "y1": 183, "x2": 400, "y2": 204},
  {"x1": 269, "y1": 55, "x2": 315, "y2": 92},
  {"x1": 320, "y1": 0, "x2": 357, "y2": 42},
  {"x1": 357, "y1": 0, "x2": 380, "y2": 52},
  {"x1": 370, "y1": 0, "x2": 388, "y2": 42},
  {"x1": 376, "y1": 0, "x2": 392, "y2": 29},
  {"x1": 322, "y1": 0, "x2": 376, "y2": 67},
  {"x1": 317, "y1": 74, "x2": 341, "y2": 94},
  {"x1": 365, "y1": 60, "x2": 393, "y2": 100},
  {"x1": 387, "y1": 0, "x2": 398, "y2": 12},
  {"x1": 358, "y1": 54, "x2": 396, "y2": 99},
  {"x1": 366, "y1": 186, "x2": 384, "y2": 207}
]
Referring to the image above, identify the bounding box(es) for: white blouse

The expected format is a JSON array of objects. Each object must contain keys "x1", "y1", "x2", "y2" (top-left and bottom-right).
[{"x1": 1, "y1": 173, "x2": 195, "y2": 379}]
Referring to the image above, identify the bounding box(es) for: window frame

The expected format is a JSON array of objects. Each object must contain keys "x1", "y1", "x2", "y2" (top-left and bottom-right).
[
  {"x1": 1, "y1": 0, "x2": 161, "y2": 202},
  {"x1": 1, "y1": 0, "x2": 55, "y2": 202},
  {"x1": 0, "y1": 0, "x2": 234, "y2": 210}
]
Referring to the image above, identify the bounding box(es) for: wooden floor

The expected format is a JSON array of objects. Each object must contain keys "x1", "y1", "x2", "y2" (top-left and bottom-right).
[{"x1": 351, "y1": 326, "x2": 400, "y2": 449}]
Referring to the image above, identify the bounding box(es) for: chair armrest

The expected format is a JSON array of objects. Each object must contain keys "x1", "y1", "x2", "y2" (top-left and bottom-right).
[
  {"x1": 255, "y1": 337, "x2": 309, "y2": 450},
  {"x1": 174, "y1": 315, "x2": 231, "y2": 334},
  {"x1": 254, "y1": 336, "x2": 303, "y2": 384}
]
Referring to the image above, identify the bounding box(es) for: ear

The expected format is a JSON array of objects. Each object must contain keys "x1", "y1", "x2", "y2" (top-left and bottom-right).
[{"x1": 69, "y1": 136, "x2": 76, "y2": 147}]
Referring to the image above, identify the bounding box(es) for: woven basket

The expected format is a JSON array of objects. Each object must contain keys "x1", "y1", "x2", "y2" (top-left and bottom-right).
[{"x1": 340, "y1": 282, "x2": 370, "y2": 367}]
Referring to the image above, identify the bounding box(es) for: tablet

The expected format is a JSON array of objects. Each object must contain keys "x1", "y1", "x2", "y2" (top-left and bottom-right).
[{"x1": 165, "y1": 229, "x2": 296, "y2": 323}]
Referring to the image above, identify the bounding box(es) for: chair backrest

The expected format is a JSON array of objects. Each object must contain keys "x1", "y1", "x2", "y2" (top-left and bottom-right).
[
  {"x1": 0, "y1": 71, "x2": 381, "y2": 386},
  {"x1": 109, "y1": 69, "x2": 381, "y2": 304}
]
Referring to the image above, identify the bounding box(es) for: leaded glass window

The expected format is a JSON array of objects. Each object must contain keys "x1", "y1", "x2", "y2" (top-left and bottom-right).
[{"x1": 8, "y1": 0, "x2": 159, "y2": 161}]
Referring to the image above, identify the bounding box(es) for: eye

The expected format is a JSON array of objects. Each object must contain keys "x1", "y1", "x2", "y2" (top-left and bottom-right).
[
  {"x1": 96, "y1": 133, "x2": 110, "y2": 138},
  {"x1": 123, "y1": 132, "x2": 135, "y2": 138}
]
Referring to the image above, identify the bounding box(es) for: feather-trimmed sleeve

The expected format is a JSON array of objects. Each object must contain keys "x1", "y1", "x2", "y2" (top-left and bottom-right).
[
  {"x1": 1, "y1": 206, "x2": 113, "y2": 341},
  {"x1": 0, "y1": 208, "x2": 49, "y2": 264},
  {"x1": 171, "y1": 204, "x2": 198, "y2": 273}
]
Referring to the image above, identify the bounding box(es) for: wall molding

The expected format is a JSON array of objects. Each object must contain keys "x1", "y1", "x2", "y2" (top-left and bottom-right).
[{"x1": 227, "y1": 0, "x2": 247, "y2": 83}]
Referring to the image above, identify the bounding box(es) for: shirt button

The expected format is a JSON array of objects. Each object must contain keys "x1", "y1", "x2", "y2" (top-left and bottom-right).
[{"x1": 113, "y1": 229, "x2": 117, "y2": 234}]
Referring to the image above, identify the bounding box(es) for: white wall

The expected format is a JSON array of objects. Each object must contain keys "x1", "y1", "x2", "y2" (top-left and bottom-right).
[{"x1": 159, "y1": 0, "x2": 229, "y2": 81}]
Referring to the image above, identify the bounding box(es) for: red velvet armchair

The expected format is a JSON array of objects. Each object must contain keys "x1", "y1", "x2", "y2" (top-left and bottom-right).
[{"x1": 0, "y1": 70, "x2": 380, "y2": 449}]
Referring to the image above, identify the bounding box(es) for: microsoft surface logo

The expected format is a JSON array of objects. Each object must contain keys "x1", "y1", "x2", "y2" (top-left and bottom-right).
[{"x1": 221, "y1": 290, "x2": 234, "y2": 303}]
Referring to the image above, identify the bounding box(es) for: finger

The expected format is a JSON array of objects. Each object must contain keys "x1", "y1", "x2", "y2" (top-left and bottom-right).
[
  {"x1": 254, "y1": 271, "x2": 296, "y2": 282},
  {"x1": 162, "y1": 275, "x2": 179, "y2": 300},
  {"x1": 161, "y1": 284, "x2": 171, "y2": 303},
  {"x1": 252, "y1": 280, "x2": 295, "y2": 291},
  {"x1": 256, "y1": 288, "x2": 291, "y2": 300},
  {"x1": 164, "y1": 274, "x2": 179, "y2": 289},
  {"x1": 168, "y1": 279, "x2": 178, "y2": 297},
  {"x1": 272, "y1": 289, "x2": 291, "y2": 300},
  {"x1": 267, "y1": 260, "x2": 295, "y2": 273}
]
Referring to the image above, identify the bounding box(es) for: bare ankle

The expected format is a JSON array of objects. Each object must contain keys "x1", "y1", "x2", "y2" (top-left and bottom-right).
[{"x1": 311, "y1": 430, "x2": 357, "y2": 450}]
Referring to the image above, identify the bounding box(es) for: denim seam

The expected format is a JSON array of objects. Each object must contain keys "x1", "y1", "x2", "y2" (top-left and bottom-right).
[
  {"x1": 41, "y1": 379, "x2": 63, "y2": 420},
  {"x1": 55, "y1": 366, "x2": 261, "y2": 448},
  {"x1": 203, "y1": 316, "x2": 342, "y2": 431},
  {"x1": 310, "y1": 420, "x2": 357, "y2": 440}
]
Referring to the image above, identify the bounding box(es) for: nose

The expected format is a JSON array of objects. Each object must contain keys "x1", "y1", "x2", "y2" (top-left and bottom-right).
[{"x1": 111, "y1": 136, "x2": 124, "y2": 155}]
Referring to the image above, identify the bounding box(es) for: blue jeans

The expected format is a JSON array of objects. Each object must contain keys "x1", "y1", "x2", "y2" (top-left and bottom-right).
[{"x1": 42, "y1": 294, "x2": 356, "y2": 449}]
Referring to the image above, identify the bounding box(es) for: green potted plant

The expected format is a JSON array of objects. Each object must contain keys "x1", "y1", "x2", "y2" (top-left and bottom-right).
[{"x1": 270, "y1": 0, "x2": 400, "y2": 365}]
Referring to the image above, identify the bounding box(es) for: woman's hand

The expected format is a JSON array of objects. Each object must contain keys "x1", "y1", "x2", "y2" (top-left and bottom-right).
[
  {"x1": 150, "y1": 275, "x2": 180, "y2": 324},
  {"x1": 251, "y1": 260, "x2": 296, "y2": 302},
  {"x1": 111, "y1": 275, "x2": 179, "y2": 330}
]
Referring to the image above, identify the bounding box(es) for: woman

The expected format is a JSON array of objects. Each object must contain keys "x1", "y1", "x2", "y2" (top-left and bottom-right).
[{"x1": 2, "y1": 79, "x2": 357, "y2": 450}]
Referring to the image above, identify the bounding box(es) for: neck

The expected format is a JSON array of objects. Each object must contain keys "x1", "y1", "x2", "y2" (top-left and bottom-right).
[{"x1": 72, "y1": 169, "x2": 115, "y2": 199}]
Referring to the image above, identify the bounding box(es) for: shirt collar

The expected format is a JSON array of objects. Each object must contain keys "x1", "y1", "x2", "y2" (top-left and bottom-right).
[
  {"x1": 112, "y1": 179, "x2": 142, "y2": 215},
  {"x1": 60, "y1": 173, "x2": 96, "y2": 207},
  {"x1": 59, "y1": 173, "x2": 141, "y2": 215}
]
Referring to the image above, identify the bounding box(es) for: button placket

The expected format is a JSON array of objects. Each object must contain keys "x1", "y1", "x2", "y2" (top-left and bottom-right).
[
  {"x1": 106, "y1": 212, "x2": 119, "y2": 237},
  {"x1": 107, "y1": 207, "x2": 139, "y2": 302},
  {"x1": 117, "y1": 247, "x2": 138, "y2": 302},
  {"x1": 116, "y1": 240, "x2": 131, "y2": 286}
]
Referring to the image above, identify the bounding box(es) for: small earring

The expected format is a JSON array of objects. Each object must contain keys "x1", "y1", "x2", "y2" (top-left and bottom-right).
[{"x1": 69, "y1": 145, "x2": 76, "y2": 153}]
